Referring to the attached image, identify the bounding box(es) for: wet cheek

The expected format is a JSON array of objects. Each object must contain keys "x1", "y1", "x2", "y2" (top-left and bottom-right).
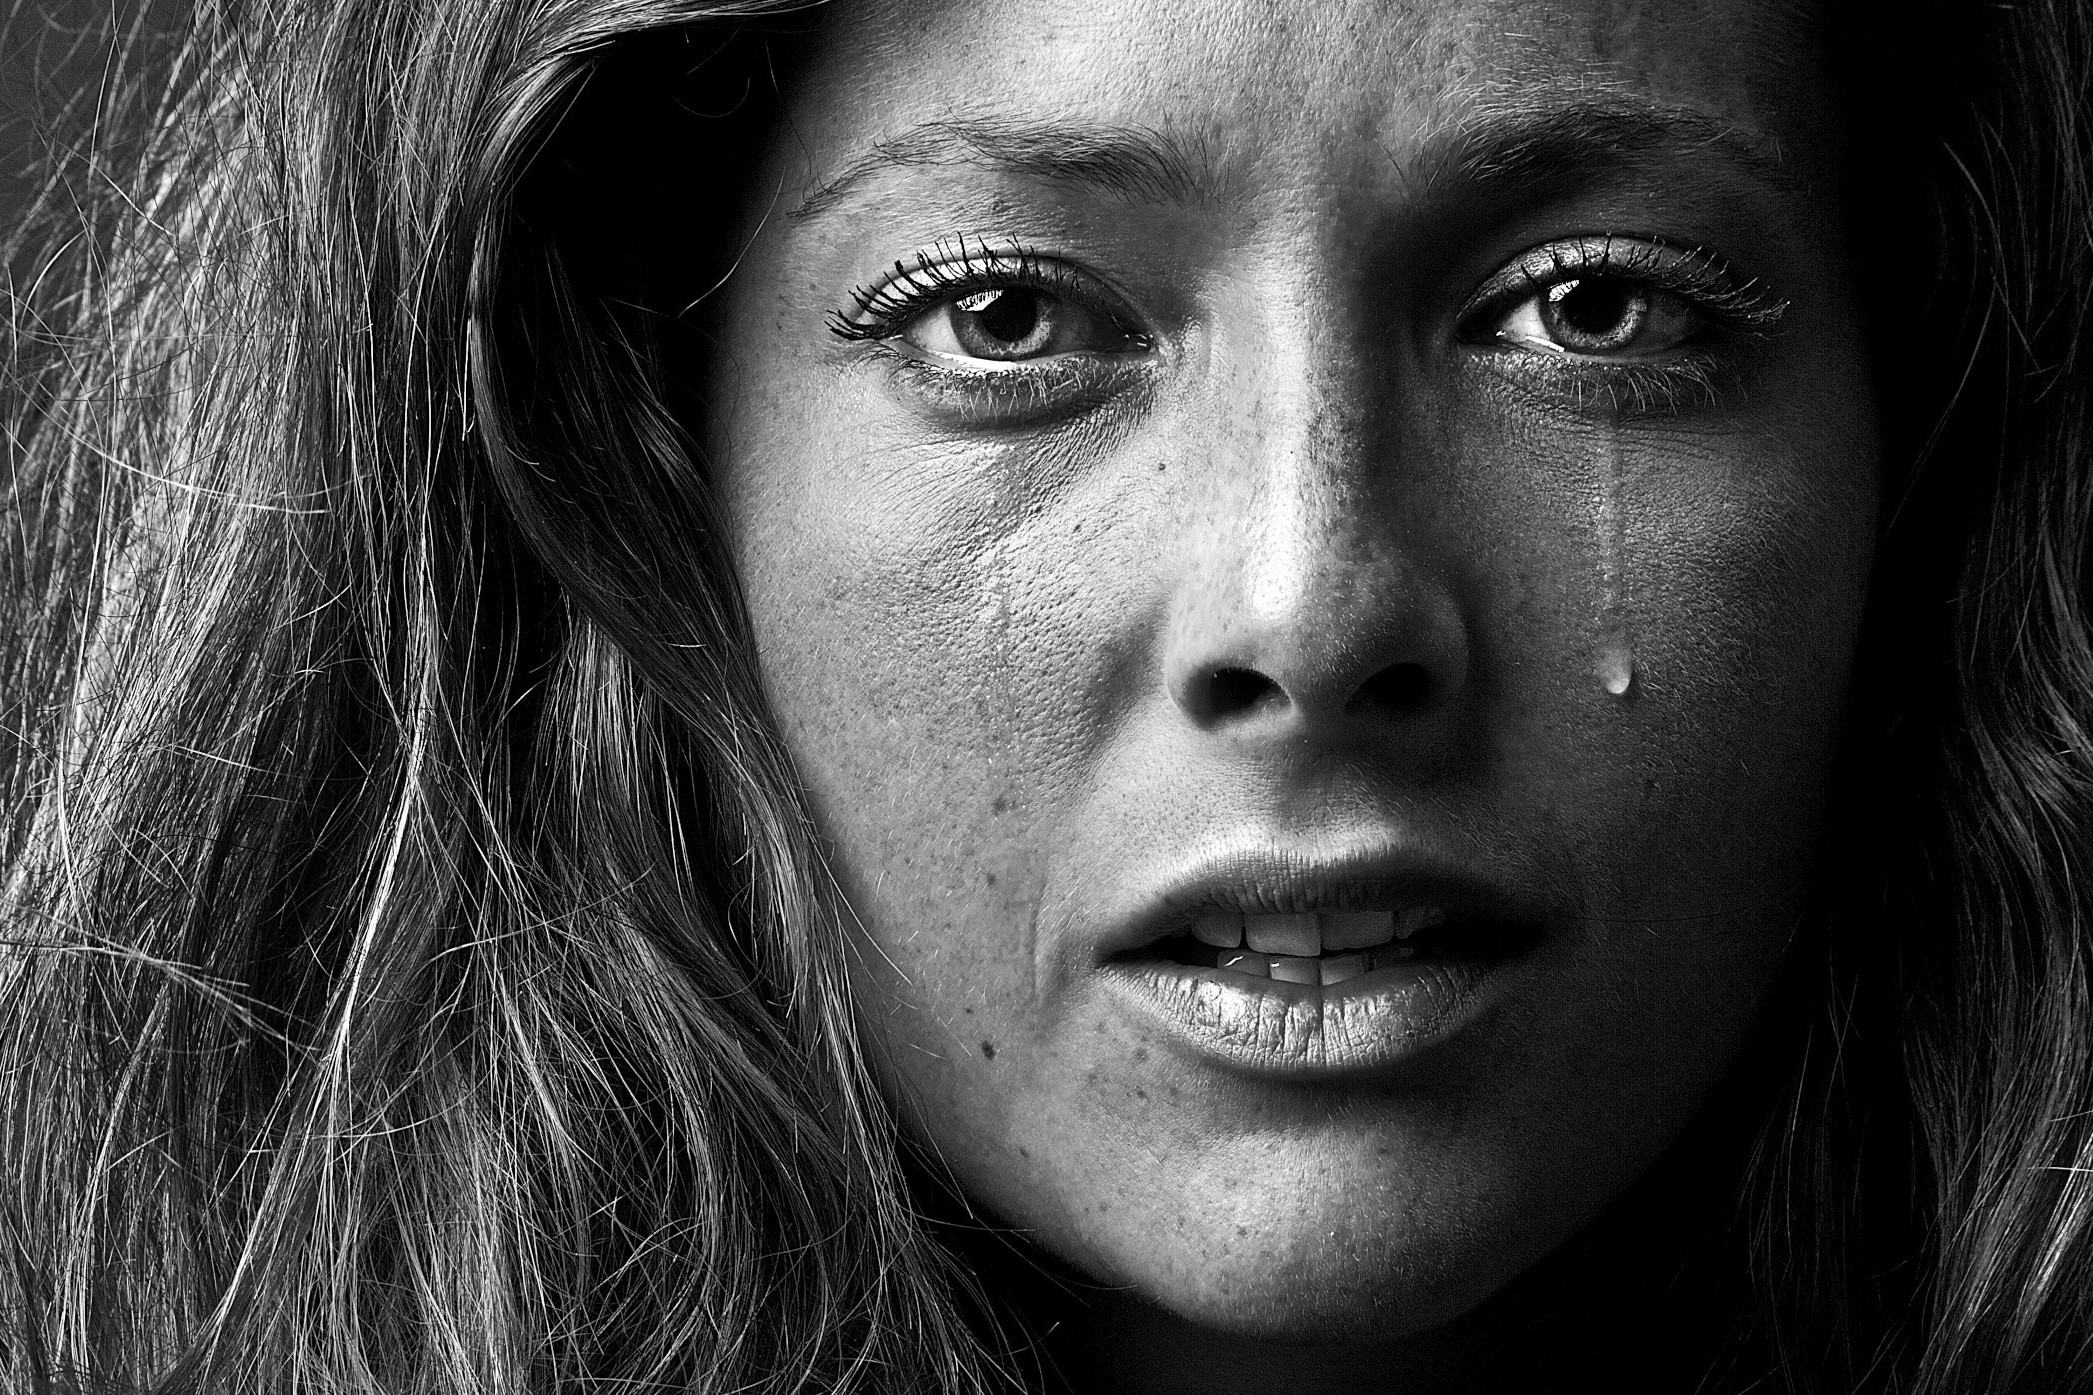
[{"x1": 1438, "y1": 398, "x2": 1869, "y2": 918}]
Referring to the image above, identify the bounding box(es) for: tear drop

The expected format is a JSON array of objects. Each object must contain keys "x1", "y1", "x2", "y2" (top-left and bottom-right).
[
  {"x1": 1590, "y1": 437, "x2": 1635, "y2": 700},
  {"x1": 1597, "y1": 639, "x2": 1636, "y2": 697}
]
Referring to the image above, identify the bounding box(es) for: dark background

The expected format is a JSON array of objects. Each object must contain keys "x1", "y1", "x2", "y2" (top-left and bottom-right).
[{"x1": 2, "y1": 0, "x2": 123, "y2": 263}]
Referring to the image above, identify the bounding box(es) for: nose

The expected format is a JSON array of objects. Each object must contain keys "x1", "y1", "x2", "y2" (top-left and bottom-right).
[{"x1": 1163, "y1": 368, "x2": 1468, "y2": 740}]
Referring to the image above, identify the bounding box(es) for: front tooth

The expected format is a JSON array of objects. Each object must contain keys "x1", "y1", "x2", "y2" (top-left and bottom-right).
[
  {"x1": 1320, "y1": 953, "x2": 1367, "y2": 985},
  {"x1": 1322, "y1": 910, "x2": 1395, "y2": 950},
  {"x1": 1244, "y1": 912, "x2": 1320, "y2": 957},
  {"x1": 1267, "y1": 954, "x2": 1320, "y2": 984},
  {"x1": 1394, "y1": 906, "x2": 1446, "y2": 940},
  {"x1": 1217, "y1": 949, "x2": 1268, "y2": 977},
  {"x1": 1191, "y1": 914, "x2": 1244, "y2": 948}
]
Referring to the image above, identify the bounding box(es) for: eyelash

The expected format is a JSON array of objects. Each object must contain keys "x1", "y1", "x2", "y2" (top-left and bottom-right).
[
  {"x1": 828, "y1": 235, "x2": 1147, "y2": 347},
  {"x1": 1459, "y1": 235, "x2": 1788, "y2": 342}
]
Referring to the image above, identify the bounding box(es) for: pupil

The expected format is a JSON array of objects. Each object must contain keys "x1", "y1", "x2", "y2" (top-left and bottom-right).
[
  {"x1": 1555, "y1": 279, "x2": 1635, "y2": 336},
  {"x1": 972, "y1": 289, "x2": 1041, "y2": 344}
]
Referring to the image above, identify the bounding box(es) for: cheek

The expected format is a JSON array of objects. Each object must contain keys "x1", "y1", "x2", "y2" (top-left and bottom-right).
[
  {"x1": 1433, "y1": 379, "x2": 1874, "y2": 897},
  {"x1": 725, "y1": 416, "x2": 1162, "y2": 997}
]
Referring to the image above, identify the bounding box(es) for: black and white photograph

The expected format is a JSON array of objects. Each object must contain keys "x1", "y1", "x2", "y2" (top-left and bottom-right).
[{"x1": 3, "y1": 2, "x2": 2090, "y2": 1391}]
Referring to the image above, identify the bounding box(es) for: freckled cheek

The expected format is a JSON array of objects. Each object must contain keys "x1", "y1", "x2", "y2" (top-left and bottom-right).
[{"x1": 729, "y1": 442, "x2": 1163, "y2": 996}]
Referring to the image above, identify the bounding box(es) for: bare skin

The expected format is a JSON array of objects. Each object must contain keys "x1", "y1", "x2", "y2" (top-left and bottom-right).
[{"x1": 707, "y1": 1, "x2": 1876, "y2": 1388}]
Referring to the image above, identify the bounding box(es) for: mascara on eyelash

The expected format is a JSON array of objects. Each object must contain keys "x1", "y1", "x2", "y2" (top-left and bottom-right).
[
  {"x1": 828, "y1": 235, "x2": 1064, "y2": 341},
  {"x1": 1475, "y1": 235, "x2": 1789, "y2": 338}
]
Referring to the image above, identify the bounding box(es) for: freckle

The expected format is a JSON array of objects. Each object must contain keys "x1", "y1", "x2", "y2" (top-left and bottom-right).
[
  {"x1": 1155, "y1": 462, "x2": 1166, "y2": 473},
  {"x1": 1018, "y1": 1146, "x2": 1030, "y2": 1159},
  {"x1": 1134, "y1": 1088, "x2": 1148, "y2": 1100},
  {"x1": 984, "y1": 871, "x2": 997, "y2": 887},
  {"x1": 963, "y1": 1006, "x2": 974, "y2": 1015},
  {"x1": 980, "y1": 1040, "x2": 995, "y2": 1059},
  {"x1": 991, "y1": 794, "x2": 1010, "y2": 814},
  {"x1": 1237, "y1": 1226, "x2": 1249, "y2": 1237}
]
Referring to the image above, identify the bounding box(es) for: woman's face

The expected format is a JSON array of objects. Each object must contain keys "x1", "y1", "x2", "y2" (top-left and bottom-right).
[{"x1": 710, "y1": 0, "x2": 1875, "y2": 1357}]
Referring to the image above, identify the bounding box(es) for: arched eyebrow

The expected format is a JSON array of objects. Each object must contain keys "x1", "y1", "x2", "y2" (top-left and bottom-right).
[
  {"x1": 788, "y1": 116, "x2": 1214, "y2": 222},
  {"x1": 787, "y1": 96, "x2": 1802, "y2": 223}
]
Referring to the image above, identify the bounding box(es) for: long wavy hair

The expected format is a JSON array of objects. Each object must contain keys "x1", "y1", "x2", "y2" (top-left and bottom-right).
[{"x1": 0, "y1": 0, "x2": 2089, "y2": 1390}]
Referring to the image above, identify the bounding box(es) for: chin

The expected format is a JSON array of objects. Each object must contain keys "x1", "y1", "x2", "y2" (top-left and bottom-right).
[{"x1": 1117, "y1": 1213, "x2": 1528, "y2": 1348}]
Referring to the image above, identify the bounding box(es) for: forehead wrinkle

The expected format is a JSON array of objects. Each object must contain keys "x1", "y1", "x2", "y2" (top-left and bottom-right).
[{"x1": 787, "y1": 116, "x2": 1220, "y2": 223}]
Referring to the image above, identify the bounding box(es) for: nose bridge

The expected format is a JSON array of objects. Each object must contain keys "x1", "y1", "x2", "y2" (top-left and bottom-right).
[
  {"x1": 1168, "y1": 289, "x2": 1462, "y2": 730},
  {"x1": 1238, "y1": 366, "x2": 1370, "y2": 621},
  {"x1": 1207, "y1": 277, "x2": 1375, "y2": 594}
]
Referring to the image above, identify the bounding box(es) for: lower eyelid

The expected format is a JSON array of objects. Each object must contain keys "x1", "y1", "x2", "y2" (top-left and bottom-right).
[
  {"x1": 869, "y1": 338, "x2": 1157, "y2": 418},
  {"x1": 1468, "y1": 342, "x2": 1737, "y2": 416}
]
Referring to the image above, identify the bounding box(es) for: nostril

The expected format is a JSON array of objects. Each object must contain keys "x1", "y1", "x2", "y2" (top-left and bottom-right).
[
  {"x1": 1352, "y1": 661, "x2": 1433, "y2": 713},
  {"x1": 1202, "y1": 666, "x2": 1283, "y2": 719}
]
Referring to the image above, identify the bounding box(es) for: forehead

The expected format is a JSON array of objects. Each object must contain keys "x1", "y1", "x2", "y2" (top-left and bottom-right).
[{"x1": 779, "y1": 0, "x2": 1834, "y2": 206}]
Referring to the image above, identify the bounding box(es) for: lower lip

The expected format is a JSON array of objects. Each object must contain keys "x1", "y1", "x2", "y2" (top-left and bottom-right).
[{"x1": 1099, "y1": 948, "x2": 1530, "y2": 1078}]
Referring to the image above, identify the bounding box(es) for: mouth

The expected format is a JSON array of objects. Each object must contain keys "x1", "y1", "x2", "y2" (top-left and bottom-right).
[
  {"x1": 1095, "y1": 847, "x2": 1551, "y2": 1076},
  {"x1": 1134, "y1": 904, "x2": 1543, "y2": 987}
]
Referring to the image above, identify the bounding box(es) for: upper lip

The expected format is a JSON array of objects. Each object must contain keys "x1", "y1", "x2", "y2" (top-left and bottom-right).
[{"x1": 1098, "y1": 838, "x2": 1546, "y2": 958}]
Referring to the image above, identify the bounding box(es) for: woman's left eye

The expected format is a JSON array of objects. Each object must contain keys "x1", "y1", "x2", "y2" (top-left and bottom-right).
[
  {"x1": 1486, "y1": 276, "x2": 1703, "y2": 357},
  {"x1": 897, "y1": 287, "x2": 1142, "y2": 366}
]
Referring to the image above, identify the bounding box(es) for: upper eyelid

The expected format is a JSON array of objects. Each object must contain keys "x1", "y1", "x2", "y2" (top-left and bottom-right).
[
  {"x1": 830, "y1": 240, "x2": 1141, "y2": 341},
  {"x1": 1471, "y1": 236, "x2": 1700, "y2": 300},
  {"x1": 1459, "y1": 236, "x2": 1785, "y2": 329}
]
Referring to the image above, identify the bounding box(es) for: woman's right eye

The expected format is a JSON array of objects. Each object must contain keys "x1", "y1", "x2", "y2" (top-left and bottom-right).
[
  {"x1": 832, "y1": 243, "x2": 1155, "y2": 383},
  {"x1": 896, "y1": 287, "x2": 1146, "y2": 367}
]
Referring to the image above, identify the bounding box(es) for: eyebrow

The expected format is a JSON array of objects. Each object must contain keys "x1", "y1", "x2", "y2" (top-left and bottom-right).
[
  {"x1": 1446, "y1": 96, "x2": 1805, "y2": 205},
  {"x1": 788, "y1": 116, "x2": 1214, "y2": 221},
  {"x1": 787, "y1": 95, "x2": 1802, "y2": 223}
]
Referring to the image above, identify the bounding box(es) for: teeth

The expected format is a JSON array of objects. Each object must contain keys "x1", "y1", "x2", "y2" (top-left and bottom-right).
[
  {"x1": 1394, "y1": 906, "x2": 1446, "y2": 940},
  {"x1": 1319, "y1": 953, "x2": 1367, "y2": 985},
  {"x1": 1321, "y1": 910, "x2": 1395, "y2": 950},
  {"x1": 1266, "y1": 954, "x2": 1320, "y2": 984},
  {"x1": 1243, "y1": 913, "x2": 1320, "y2": 957},
  {"x1": 1199, "y1": 910, "x2": 1443, "y2": 982}
]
